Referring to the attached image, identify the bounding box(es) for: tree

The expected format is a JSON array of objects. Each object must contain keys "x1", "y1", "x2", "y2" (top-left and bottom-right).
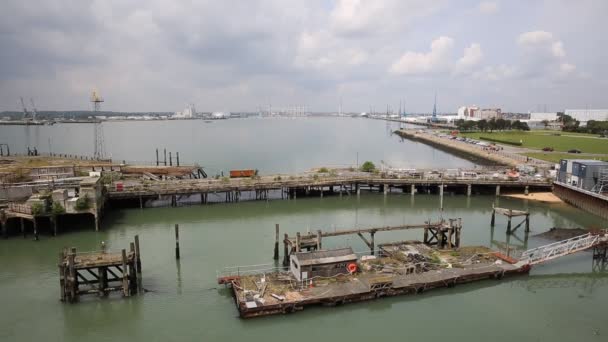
[
  {"x1": 541, "y1": 119, "x2": 549, "y2": 129},
  {"x1": 477, "y1": 119, "x2": 488, "y2": 132},
  {"x1": 488, "y1": 118, "x2": 498, "y2": 132},
  {"x1": 360, "y1": 161, "x2": 376, "y2": 172}
]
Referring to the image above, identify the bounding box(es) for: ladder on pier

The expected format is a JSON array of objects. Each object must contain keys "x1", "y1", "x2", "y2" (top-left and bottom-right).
[{"x1": 518, "y1": 231, "x2": 608, "y2": 266}]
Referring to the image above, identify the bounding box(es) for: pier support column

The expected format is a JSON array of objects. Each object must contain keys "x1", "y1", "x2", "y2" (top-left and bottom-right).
[
  {"x1": 283, "y1": 233, "x2": 289, "y2": 267},
  {"x1": 439, "y1": 184, "x2": 444, "y2": 210},
  {"x1": 320, "y1": 187, "x2": 323, "y2": 198},
  {"x1": 506, "y1": 211, "x2": 512, "y2": 234},
  {"x1": 20, "y1": 218, "x2": 26, "y2": 238},
  {"x1": 295, "y1": 232, "x2": 301, "y2": 253},
  {"x1": 525, "y1": 214, "x2": 530, "y2": 233},
  {"x1": 33, "y1": 218, "x2": 39, "y2": 241},
  {"x1": 273, "y1": 224, "x2": 280, "y2": 260},
  {"x1": 495, "y1": 185, "x2": 501, "y2": 196},
  {"x1": 384, "y1": 184, "x2": 388, "y2": 196},
  {"x1": 467, "y1": 184, "x2": 472, "y2": 197},
  {"x1": 1, "y1": 220, "x2": 6, "y2": 239},
  {"x1": 370, "y1": 231, "x2": 375, "y2": 255},
  {"x1": 524, "y1": 186, "x2": 529, "y2": 196},
  {"x1": 51, "y1": 215, "x2": 58, "y2": 236},
  {"x1": 491, "y1": 208, "x2": 495, "y2": 227},
  {"x1": 316, "y1": 230, "x2": 322, "y2": 250},
  {"x1": 411, "y1": 184, "x2": 415, "y2": 195},
  {"x1": 94, "y1": 214, "x2": 100, "y2": 232},
  {"x1": 356, "y1": 184, "x2": 360, "y2": 196}
]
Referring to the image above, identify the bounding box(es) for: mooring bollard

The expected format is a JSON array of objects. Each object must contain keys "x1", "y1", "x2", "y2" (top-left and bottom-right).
[{"x1": 175, "y1": 224, "x2": 180, "y2": 259}]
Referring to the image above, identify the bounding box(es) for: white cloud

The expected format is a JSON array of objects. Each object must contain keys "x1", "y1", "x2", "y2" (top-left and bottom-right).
[
  {"x1": 455, "y1": 43, "x2": 483, "y2": 73},
  {"x1": 478, "y1": 1, "x2": 499, "y2": 14},
  {"x1": 517, "y1": 30, "x2": 554, "y2": 45},
  {"x1": 559, "y1": 63, "x2": 576, "y2": 75},
  {"x1": 390, "y1": 36, "x2": 454, "y2": 74},
  {"x1": 330, "y1": 0, "x2": 445, "y2": 35},
  {"x1": 551, "y1": 41, "x2": 565, "y2": 58},
  {"x1": 473, "y1": 64, "x2": 517, "y2": 81}
]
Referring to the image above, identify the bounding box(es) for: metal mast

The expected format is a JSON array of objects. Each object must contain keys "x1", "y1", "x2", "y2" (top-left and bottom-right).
[
  {"x1": 90, "y1": 90, "x2": 105, "y2": 160},
  {"x1": 29, "y1": 98, "x2": 38, "y2": 121},
  {"x1": 20, "y1": 97, "x2": 29, "y2": 119},
  {"x1": 432, "y1": 92, "x2": 437, "y2": 122}
]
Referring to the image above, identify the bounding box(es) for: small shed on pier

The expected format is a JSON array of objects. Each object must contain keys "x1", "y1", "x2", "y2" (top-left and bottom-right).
[{"x1": 290, "y1": 247, "x2": 357, "y2": 281}]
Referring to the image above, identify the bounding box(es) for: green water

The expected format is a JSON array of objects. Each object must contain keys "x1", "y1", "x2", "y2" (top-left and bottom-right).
[{"x1": 1, "y1": 194, "x2": 607, "y2": 341}]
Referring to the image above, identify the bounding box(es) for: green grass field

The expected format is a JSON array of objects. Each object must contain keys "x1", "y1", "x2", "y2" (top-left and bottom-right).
[
  {"x1": 523, "y1": 152, "x2": 608, "y2": 163},
  {"x1": 459, "y1": 131, "x2": 608, "y2": 154}
]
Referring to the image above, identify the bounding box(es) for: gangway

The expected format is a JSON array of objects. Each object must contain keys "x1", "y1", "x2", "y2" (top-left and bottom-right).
[{"x1": 517, "y1": 230, "x2": 608, "y2": 266}]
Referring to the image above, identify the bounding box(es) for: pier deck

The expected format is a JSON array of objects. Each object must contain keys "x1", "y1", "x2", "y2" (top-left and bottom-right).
[{"x1": 224, "y1": 245, "x2": 529, "y2": 318}]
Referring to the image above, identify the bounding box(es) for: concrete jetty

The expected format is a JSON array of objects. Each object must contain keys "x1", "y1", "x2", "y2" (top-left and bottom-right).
[{"x1": 394, "y1": 129, "x2": 551, "y2": 168}]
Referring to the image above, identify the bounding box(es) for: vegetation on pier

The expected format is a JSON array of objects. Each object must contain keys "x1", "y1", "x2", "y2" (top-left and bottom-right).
[{"x1": 360, "y1": 161, "x2": 376, "y2": 172}]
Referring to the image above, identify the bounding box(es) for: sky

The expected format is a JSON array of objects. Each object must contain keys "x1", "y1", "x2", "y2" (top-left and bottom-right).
[{"x1": 1, "y1": 0, "x2": 607, "y2": 113}]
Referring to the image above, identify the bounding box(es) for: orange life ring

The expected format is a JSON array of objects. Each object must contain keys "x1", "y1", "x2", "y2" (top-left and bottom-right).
[{"x1": 347, "y1": 263, "x2": 357, "y2": 273}]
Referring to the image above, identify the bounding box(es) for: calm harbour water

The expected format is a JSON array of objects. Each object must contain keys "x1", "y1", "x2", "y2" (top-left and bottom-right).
[
  {"x1": 1, "y1": 118, "x2": 607, "y2": 341},
  {"x1": 0, "y1": 117, "x2": 476, "y2": 173}
]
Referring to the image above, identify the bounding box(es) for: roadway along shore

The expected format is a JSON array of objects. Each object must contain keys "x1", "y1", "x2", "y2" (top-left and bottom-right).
[{"x1": 395, "y1": 129, "x2": 552, "y2": 169}]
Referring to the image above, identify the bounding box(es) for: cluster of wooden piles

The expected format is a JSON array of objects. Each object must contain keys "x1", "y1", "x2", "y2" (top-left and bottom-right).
[{"x1": 59, "y1": 235, "x2": 142, "y2": 302}]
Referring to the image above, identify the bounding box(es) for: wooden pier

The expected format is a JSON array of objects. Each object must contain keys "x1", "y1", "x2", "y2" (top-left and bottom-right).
[
  {"x1": 491, "y1": 205, "x2": 530, "y2": 234},
  {"x1": 280, "y1": 219, "x2": 462, "y2": 266},
  {"x1": 59, "y1": 235, "x2": 142, "y2": 302}
]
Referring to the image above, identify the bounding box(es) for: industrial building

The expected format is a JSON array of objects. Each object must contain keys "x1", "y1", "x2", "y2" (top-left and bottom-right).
[
  {"x1": 565, "y1": 109, "x2": 608, "y2": 126},
  {"x1": 456, "y1": 106, "x2": 501, "y2": 120},
  {"x1": 558, "y1": 159, "x2": 608, "y2": 193},
  {"x1": 290, "y1": 247, "x2": 358, "y2": 281}
]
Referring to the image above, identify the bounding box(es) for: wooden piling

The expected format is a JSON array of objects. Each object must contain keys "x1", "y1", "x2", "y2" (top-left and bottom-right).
[
  {"x1": 467, "y1": 184, "x2": 472, "y2": 197},
  {"x1": 68, "y1": 247, "x2": 77, "y2": 301},
  {"x1": 20, "y1": 218, "x2": 25, "y2": 238},
  {"x1": 169, "y1": 152, "x2": 173, "y2": 166},
  {"x1": 316, "y1": 230, "x2": 322, "y2": 250},
  {"x1": 121, "y1": 249, "x2": 129, "y2": 297},
  {"x1": 156, "y1": 148, "x2": 159, "y2": 166},
  {"x1": 525, "y1": 214, "x2": 530, "y2": 232},
  {"x1": 33, "y1": 218, "x2": 39, "y2": 241},
  {"x1": 296, "y1": 232, "x2": 301, "y2": 253},
  {"x1": 175, "y1": 224, "x2": 180, "y2": 259},
  {"x1": 163, "y1": 148, "x2": 167, "y2": 166},
  {"x1": 273, "y1": 224, "x2": 280, "y2": 260},
  {"x1": 59, "y1": 251, "x2": 66, "y2": 301},
  {"x1": 176, "y1": 152, "x2": 180, "y2": 167},
  {"x1": 283, "y1": 233, "x2": 289, "y2": 267}
]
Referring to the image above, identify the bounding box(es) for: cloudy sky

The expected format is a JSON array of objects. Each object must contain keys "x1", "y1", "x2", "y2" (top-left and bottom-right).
[{"x1": 1, "y1": 0, "x2": 607, "y2": 113}]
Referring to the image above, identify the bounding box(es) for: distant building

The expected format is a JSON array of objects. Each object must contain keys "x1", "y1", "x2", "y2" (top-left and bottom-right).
[
  {"x1": 173, "y1": 104, "x2": 196, "y2": 119},
  {"x1": 457, "y1": 106, "x2": 501, "y2": 120},
  {"x1": 457, "y1": 106, "x2": 479, "y2": 120},
  {"x1": 565, "y1": 109, "x2": 608, "y2": 126},
  {"x1": 529, "y1": 112, "x2": 558, "y2": 121}
]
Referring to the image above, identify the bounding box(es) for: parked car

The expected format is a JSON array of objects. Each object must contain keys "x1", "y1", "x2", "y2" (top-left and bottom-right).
[
  {"x1": 567, "y1": 149, "x2": 582, "y2": 153},
  {"x1": 542, "y1": 147, "x2": 554, "y2": 152}
]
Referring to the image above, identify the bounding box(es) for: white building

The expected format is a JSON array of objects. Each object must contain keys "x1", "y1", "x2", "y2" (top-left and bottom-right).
[
  {"x1": 529, "y1": 112, "x2": 558, "y2": 121},
  {"x1": 565, "y1": 109, "x2": 608, "y2": 125},
  {"x1": 173, "y1": 104, "x2": 196, "y2": 119},
  {"x1": 457, "y1": 106, "x2": 501, "y2": 120},
  {"x1": 457, "y1": 106, "x2": 480, "y2": 120}
]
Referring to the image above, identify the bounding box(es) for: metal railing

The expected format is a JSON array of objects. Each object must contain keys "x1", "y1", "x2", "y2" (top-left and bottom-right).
[{"x1": 519, "y1": 230, "x2": 608, "y2": 265}]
